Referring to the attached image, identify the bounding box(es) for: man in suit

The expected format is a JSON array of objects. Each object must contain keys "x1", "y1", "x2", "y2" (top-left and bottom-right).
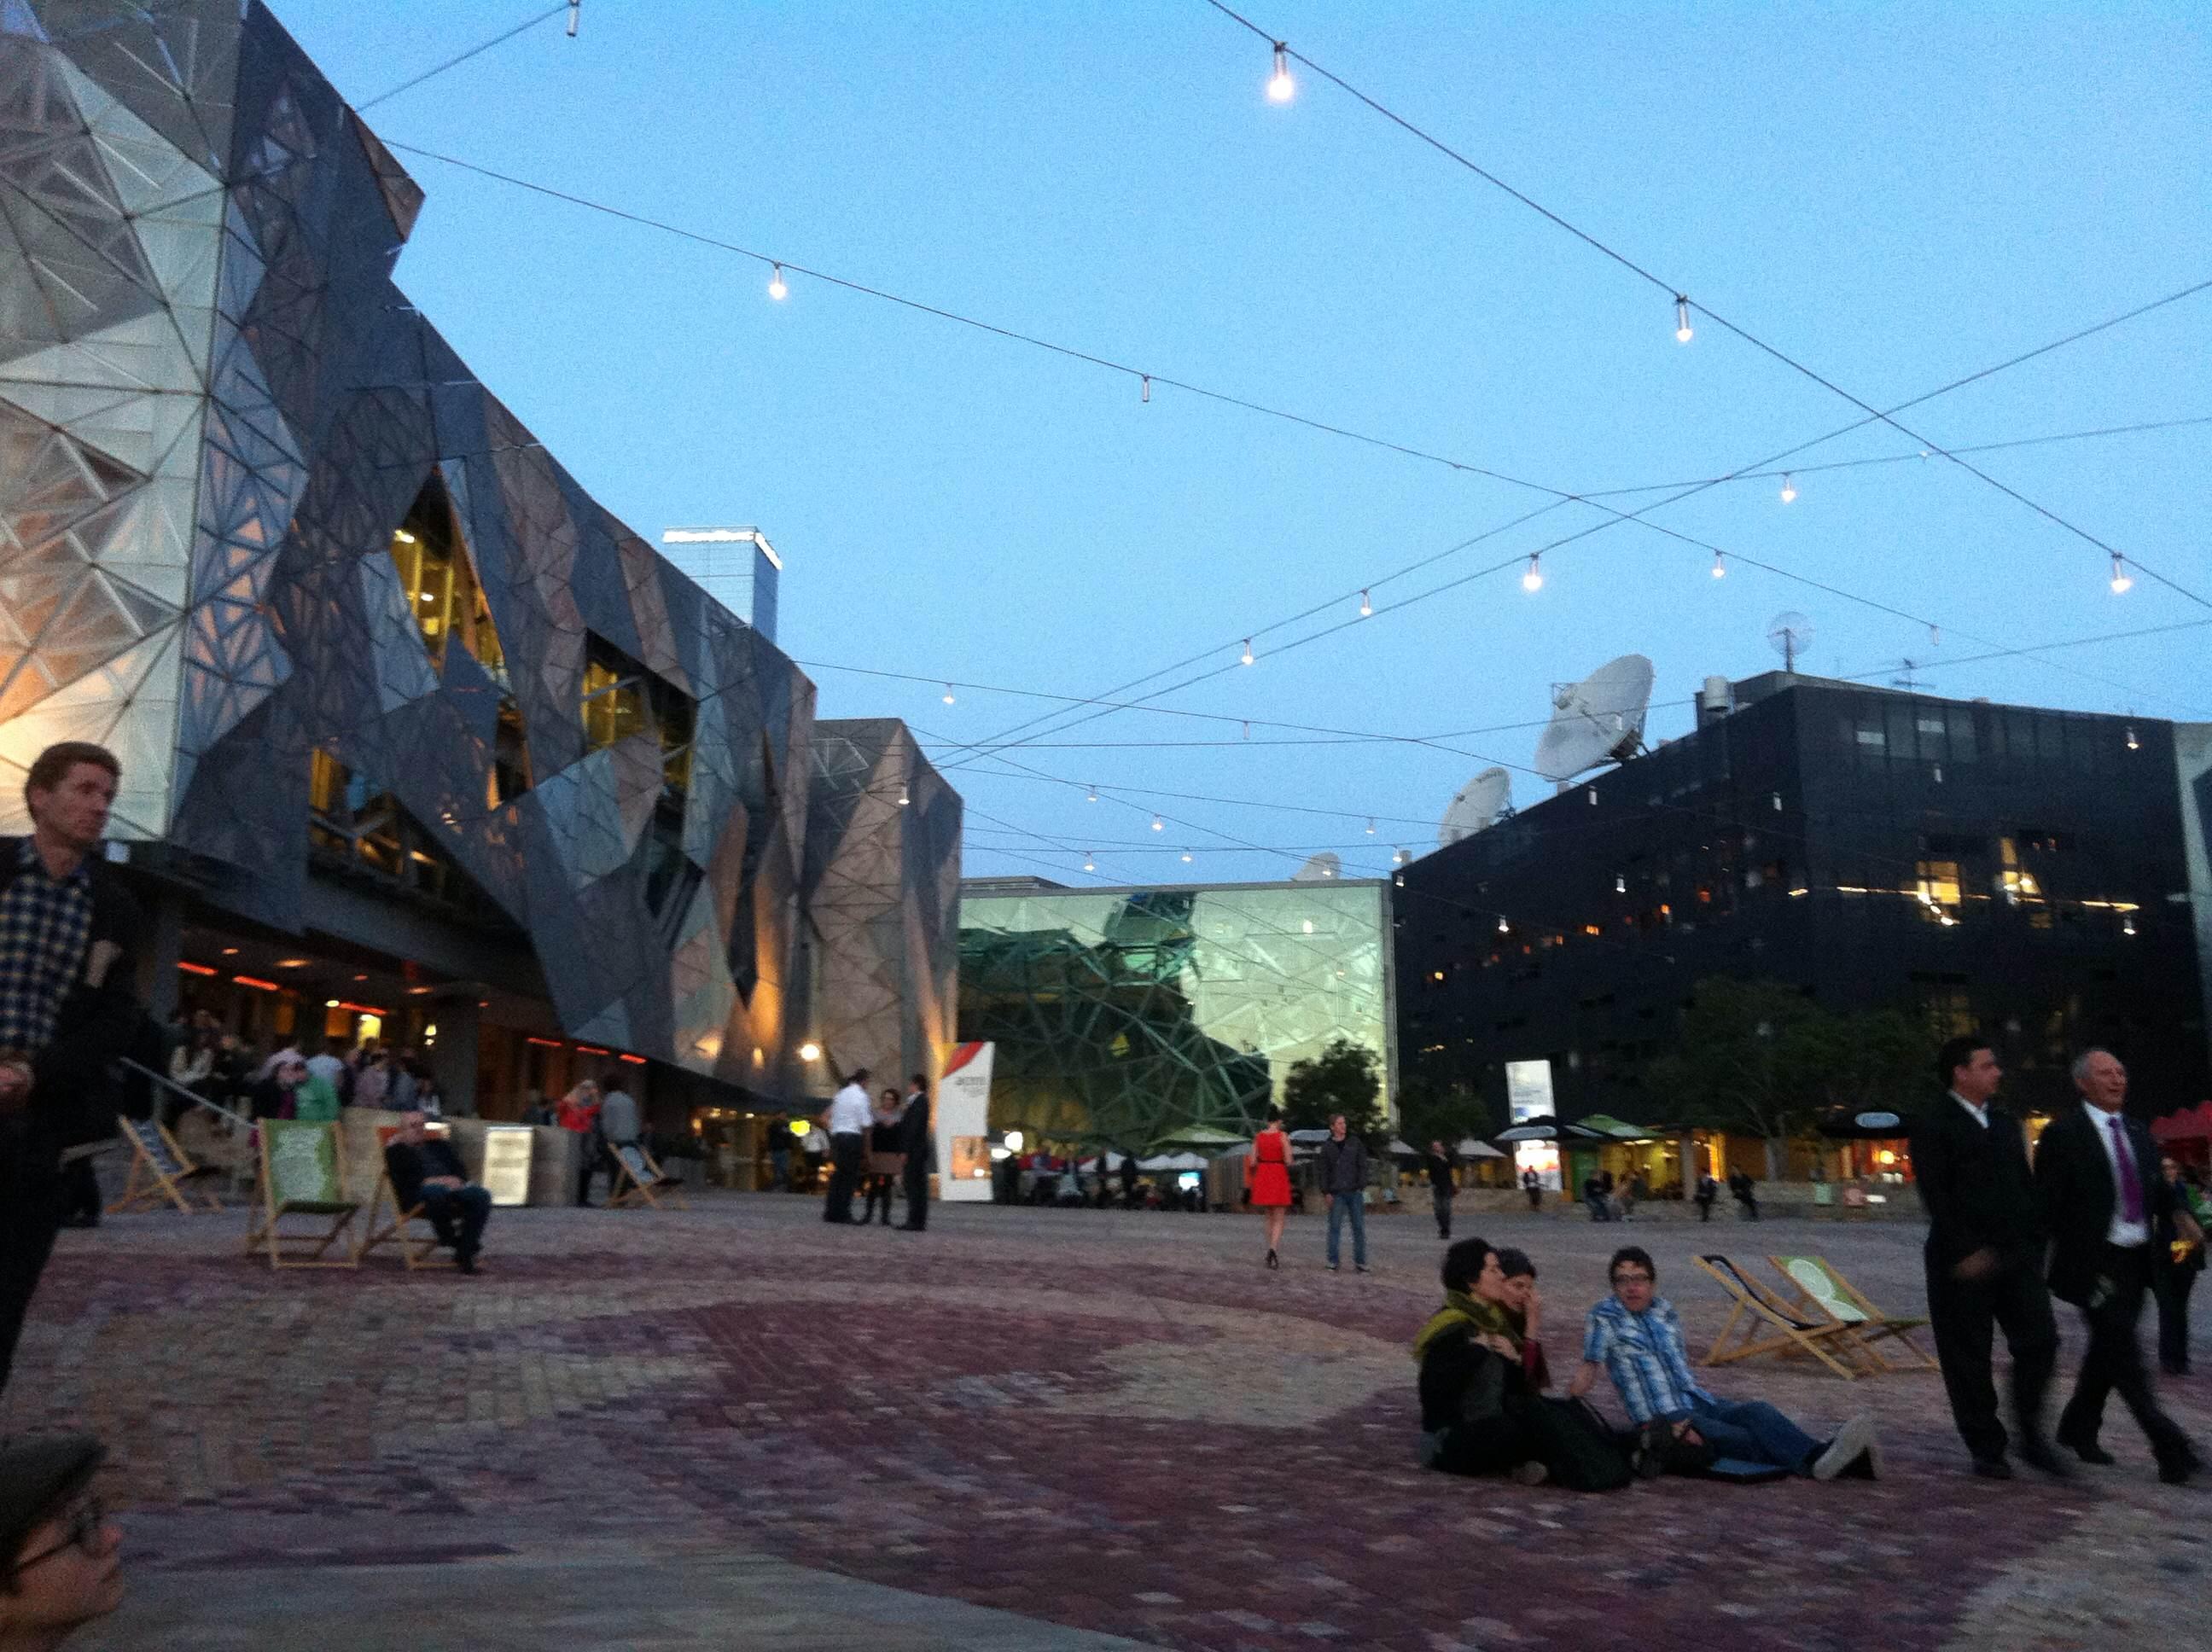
[
  {"x1": 1909, "y1": 1034, "x2": 2064, "y2": 1479},
  {"x1": 2035, "y1": 1049, "x2": 2203, "y2": 1483},
  {"x1": 0, "y1": 743, "x2": 150, "y2": 1397},
  {"x1": 894, "y1": 1072, "x2": 931, "y2": 1231}
]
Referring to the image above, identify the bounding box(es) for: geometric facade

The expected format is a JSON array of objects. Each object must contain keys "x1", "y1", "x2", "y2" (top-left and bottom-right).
[
  {"x1": 0, "y1": 3, "x2": 959, "y2": 1101},
  {"x1": 958, "y1": 877, "x2": 1395, "y2": 1148}
]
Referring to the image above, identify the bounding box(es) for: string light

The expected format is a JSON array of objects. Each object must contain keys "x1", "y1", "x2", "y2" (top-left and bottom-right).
[
  {"x1": 1674, "y1": 296, "x2": 1693, "y2": 343},
  {"x1": 1141, "y1": 375, "x2": 1151, "y2": 403},
  {"x1": 2126, "y1": 724, "x2": 2139, "y2": 751},
  {"x1": 2110, "y1": 552, "x2": 2133, "y2": 594},
  {"x1": 1150, "y1": 814, "x2": 1165, "y2": 831},
  {"x1": 1359, "y1": 589, "x2": 1371, "y2": 617},
  {"x1": 1181, "y1": 848, "x2": 1194, "y2": 863},
  {"x1": 942, "y1": 683, "x2": 956, "y2": 704},
  {"x1": 1779, "y1": 474, "x2": 1797, "y2": 503},
  {"x1": 897, "y1": 783, "x2": 910, "y2": 806},
  {"x1": 1521, "y1": 554, "x2": 1543, "y2": 592},
  {"x1": 1615, "y1": 874, "x2": 1627, "y2": 893},
  {"x1": 1086, "y1": 783, "x2": 1098, "y2": 802},
  {"x1": 767, "y1": 263, "x2": 788, "y2": 300},
  {"x1": 1709, "y1": 550, "x2": 1726, "y2": 579},
  {"x1": 1586, "y1": 787, "x2": 1598, "y2": 806},
  {"x1": 1083, "y1": 852, "x2": 1095, "y2": 871},
  {"x1": 1365, "y1": 817, "x2": 1376, "y2": 835},
  {"x1": 1393, "y1": 847, "x2": 1406, "y2": 864},
  {"x1": 1241, "y1": 638, "x2": 1254, "y2": 666},
  {"x1": 2122, "y1": 914, "x2": 2137, "y2": 936},
  {"x1": 1266, "y1": 42, "x2": 1294, "y2": 102},
  {"x1": 1497, "y1": 916, "x2": 1510, "y2": 934}
]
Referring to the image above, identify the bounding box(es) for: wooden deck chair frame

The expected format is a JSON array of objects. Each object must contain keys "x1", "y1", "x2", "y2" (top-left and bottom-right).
[
  {"x1": 1766, "y1": 1254, "x2": 1938, "y2": 1372},
  {"x1": 243, "y1": 1120, "x2": 360, "y2": 1269},
  {"x1": 607, "y1": 1142, "x2": 689, "y2": 1211},
  {"x1": 1693, "y1": 1254, "x2": 1866, "y2": 1380},
  {"x1": 356, "y1": 1126, "x2": 456, "y2": 1270},
  {"x1": 108, "y1": 1114, "x2": 223, "y2": 1214}
]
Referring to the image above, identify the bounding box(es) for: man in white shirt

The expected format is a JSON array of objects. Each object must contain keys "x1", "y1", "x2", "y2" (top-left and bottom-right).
[
  {"x1": 820, "y1": 1067, "x2": 872, "y2": 1224},
  {"x1": 2035, "y1": 1049, "x2": 2203, "y2": 1482},
  {"x1": 304, "y1": 1040, "x2": 346, "y2": 1104}
]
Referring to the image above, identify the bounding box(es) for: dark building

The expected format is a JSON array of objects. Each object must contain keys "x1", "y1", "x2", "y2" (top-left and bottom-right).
[
  {"x1": 0, "y1": 2, "x2": 959, "y2": 1137},
  {"x1": 1395, "y1": 673, "x2": 2207, "y2": 1126}
]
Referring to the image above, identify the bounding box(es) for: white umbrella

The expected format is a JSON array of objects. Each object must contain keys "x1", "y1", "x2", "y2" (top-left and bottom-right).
[
  {"x1": 1138, "y1": 1151, "x2": 1208, "y2": 1172},
  {"x1": 1456, "y1": 1138, "x2": 1507, "y2": 1159},
  {"x1": 1387, "y1": 1137, "x2": 1419, "y2": 1157}
]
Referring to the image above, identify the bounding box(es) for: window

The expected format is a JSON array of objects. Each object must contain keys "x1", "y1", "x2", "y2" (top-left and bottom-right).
[
  {"x1": 581, "y1": 637, "x2": 696, "y2": 799},
  {"x1": 389, "y1": 480, "x2": 504, "y2": 679},
  {"x1": 306, "y1": 749, "x2": 504, "y2": 924},
  {"x1": 1915, "y1": 711, "x2": 1948, "y2": 764},
  {"x1": 1916, "y1": 858, "x2": 1962, "y2": 922}
]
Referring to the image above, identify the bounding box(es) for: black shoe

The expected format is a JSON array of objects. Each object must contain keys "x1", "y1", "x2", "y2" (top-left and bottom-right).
[
  {"x1": 1356, "y1": 1264, "x2": 1371, "y2": 1274},
  {"x1": 2053, "y1": 1430, "x2": 2113, "y2": 1467},
  {"x1": 2020, "y1": 1437, "x2": 2078, "y2": 1476},
  {"x1": 1971, "y1": 1457, "x2": 2015, "y2": 1480},
  {"x1": 456, "y1": 1253, "x2": 479, "y2": 1275},
  {"x1": 2163, "y1": 1362, "x2": 2191, "y2": 1377},
  {"x1": 2159, "y1": 1457, "x2": 2194, "y2": 1486},
  {"x1": 896, "y1": 1223, "x2": 926, "y2": 1231},
  {"x1": 1266, "y1": 1249, "x2": 1278, "y2": 1271}
]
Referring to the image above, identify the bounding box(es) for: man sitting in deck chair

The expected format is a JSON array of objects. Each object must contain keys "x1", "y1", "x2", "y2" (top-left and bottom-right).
[
  {"x1": 1570, "y1": 1246, "x2": 1882, "y2": 1480},
  {"x1": 383, "y1": 1112, "x2": 490, "y2": 1274}
]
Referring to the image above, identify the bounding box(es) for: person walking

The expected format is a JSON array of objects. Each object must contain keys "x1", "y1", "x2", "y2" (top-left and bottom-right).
[
  {"x1": 1728, "y1": 1167, "x2": 1761, "y2": 1221},
  {"x1": 0, "y1": 743, "x2": 148, "y2": 1399},
  {"x1": 1694, "y1": 1172, "x2": 1719, "y2": 1223},
  {"x1": 2156, "y1": 1159, "x2": 2209, "y2": 1376},
  {"x1": 1248, "y1": 1108, "x2": 1293, "y2": 1269},
  {"x1": 2037, "y1": 1049, "x2": 2203, "y2": 1483},
  {"x1": 821, "y1": 1067, "x2": 871, "y2": 1224},
  {"x1": 1423, "y1": 1139, "x2": 1457, "y2": 1242},
  {"x1": 1909, "y1": 1036, "x2": 2064, "y2": 1480},
  {"x1": 895, "y1": 1073, "x2": 932, "y2": 1230},
  {"x1": 859, "y1": 1085, "x2": 905, "y2": 1226},
  {"x1": 1317, "y1": 1114, "x2": 1371, "y2": 1274},
  {"x1": 556, "y1": 1079, "x2": 602, "y2": 1207}
]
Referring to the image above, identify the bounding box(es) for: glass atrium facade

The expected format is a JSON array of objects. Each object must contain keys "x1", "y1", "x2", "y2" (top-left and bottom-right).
[{"x1": 958, "y1": 879, "x2": 1395, "y2": 1147}]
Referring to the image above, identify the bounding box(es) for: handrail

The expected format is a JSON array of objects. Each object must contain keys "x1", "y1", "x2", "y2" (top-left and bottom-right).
[{"x1": 117, "y1": 1057, "x2": 252, "y2": 1128}]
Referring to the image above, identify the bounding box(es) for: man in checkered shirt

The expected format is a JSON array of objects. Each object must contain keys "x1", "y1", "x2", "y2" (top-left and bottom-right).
[{"x1": 0, "y1": 742, "x2": 146, "y2": 1397}]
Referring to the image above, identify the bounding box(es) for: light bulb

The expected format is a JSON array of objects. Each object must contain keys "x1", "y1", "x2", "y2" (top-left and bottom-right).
[
  {"x1": 1181, "y1": 849, "x2": 1193, "y2": 863},
  {"x1": 1497, "y1": 916, "x2": 1510, "y2": 934},
  {"x1": 1521, "y1": 554, "x2": 1543, "y2": 593},
  {"x1": 1674, "y1": 295, "x2": 1693, "y2": 343},
  {"x1": 1392, "y1": 847, "x2": 1406, "y2": 864},
  {"x1": 1365, "y1": 817, "x2": 1376, "y2": 835},
  {"x1": 1150, "y1": 814, "x2": 1164, "y2": 832},
  {"x1": 1709, "y1": 550, "x2": 1726, "y2": 579},
  {"x1": 941, "y1": 683, "x2": 955, "y2": 705},
  {"x1": 2126, "y1": 724, "x2": 2139, "y2": 751},
  {"x1": 897, "y1": 785, "x2": 910, "y2": 806},
  {"x1": 1083, "y1": 852, "x2": 1095, "y2": 872},
  {"x1": 768, "y1": 263, "x2": 788, "y2": 300},
  {"x1": 1359, "y1": 589, "x2": 1372, "y2": 617},
  {"x1": 1771, "y1": 791, "x2": 1783, "y2": 811},
  {"x1": 2110, "y1": 552, "x2": 2133, "y2": 594},
  {"x1": 1267, "y1": 42, "x2": 1294, "y2": 102},
  {"x1": 2122, "y1": 914, "x2": 2137, "y2": 936},
  {"x1": 1779, "y1": 474, "x2": 1797, "y2": 503},
  {"x1": 1586, "y1": 787, "x2": 1598, "y2": 806},
  {"x1": 1086, "y1": 784, "x2": 1098, "y2": 802},
  {"x1": 1241, "y1": 638, "x2": 1254, "y2": 666},
  {"x1": 1615, "y1": 874, "x2": 1626, "y2": 893},
  {"x1": 1140, "y1": 375, "x2": 1151, "y2": 403}
]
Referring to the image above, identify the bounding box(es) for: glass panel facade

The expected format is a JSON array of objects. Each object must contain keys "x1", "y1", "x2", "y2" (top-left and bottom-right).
[{"x1": 958, "y1": 881, "x2": 1393, "y2": 1146}]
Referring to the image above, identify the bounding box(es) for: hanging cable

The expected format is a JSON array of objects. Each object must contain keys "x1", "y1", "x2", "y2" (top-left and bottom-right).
[{"x1": 356, "y1": 3, "x2": 572, "y2": 113}]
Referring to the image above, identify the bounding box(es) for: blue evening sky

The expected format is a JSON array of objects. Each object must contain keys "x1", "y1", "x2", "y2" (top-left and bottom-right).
[{"x1": 277, "y1": 1, "x2": 2210, "y2": 886}]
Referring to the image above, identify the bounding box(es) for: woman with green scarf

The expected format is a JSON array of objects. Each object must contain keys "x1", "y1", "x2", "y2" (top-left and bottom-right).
[{"x1": 1413, "y1": 1237, "x2": 1550, "y2": 1483}]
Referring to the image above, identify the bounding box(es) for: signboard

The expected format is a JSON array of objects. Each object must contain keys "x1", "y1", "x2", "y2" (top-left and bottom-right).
[
  {"x1": 1505, "y1": 1059, "x2": 1554, "y2": 1123},
  {"x1": 480, "y1": 1126, "x2": 535, "y2": 1208},
  {"x1": 937, "y1": 1040, "x2": 995, "y2": 1202}
]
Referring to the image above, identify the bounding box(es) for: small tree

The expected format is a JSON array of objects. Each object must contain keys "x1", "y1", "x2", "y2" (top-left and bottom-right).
[
  {"x1": 1283, "y1": 1038, "x2": 1388, "y2": 1145},
  {"x1": 1395, "y1": 1071, "x2": 1495, "y2": 1157},
  {"x1": 1647, "y1": 977, "x2": 1825, "y2": 1179}
]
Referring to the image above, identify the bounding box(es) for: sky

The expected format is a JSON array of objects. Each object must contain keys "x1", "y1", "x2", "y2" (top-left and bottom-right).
[{"x1": 276, "y1": 0, "x2": 2211, "y2": 888}]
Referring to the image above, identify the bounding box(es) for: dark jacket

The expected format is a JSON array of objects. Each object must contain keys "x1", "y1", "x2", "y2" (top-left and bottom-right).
[
  {"x1": 898, "y1": 1089, "x2": 933, "y2": 1166},
  {"x1": 1423, "y1": 1152, "x2": 1455, "y2": 1193},
  {"x1": 1317, "y1": 1133, "x2": 1370, "y2": 1195},
  {"x1": 385, "y1": 1137, "x2": 469, "y2": 1212},
  {"x1": 1910, "y1": 1094, "x2": 2045, "y2": 1270},
  {"x1": 0, "y1": 838, "x2": 154, "y2": 1149},
  {"x1": 2034, "y1": 1103, "x2": 2177, "y2": 1306}
]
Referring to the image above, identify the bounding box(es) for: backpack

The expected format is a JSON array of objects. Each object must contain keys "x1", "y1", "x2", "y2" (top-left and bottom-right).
[{"x1": 1526, "y1": 1397, "x2": 1634, "y2": 1492}]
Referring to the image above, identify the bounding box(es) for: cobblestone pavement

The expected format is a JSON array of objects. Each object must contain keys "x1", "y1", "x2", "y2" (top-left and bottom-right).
[{"x1": 9, "y1": 1194, "x2": 2212, "y2": 1649}]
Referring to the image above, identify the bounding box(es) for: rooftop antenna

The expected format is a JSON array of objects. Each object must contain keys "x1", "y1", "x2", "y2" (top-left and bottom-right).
[
  {"x1": 1290, "y1": 852, "x2": 1342, "y2": 883},
  {"x1": 1767, "y1": 611, "x2": 1815, "y2": 675},
  {"x1": 1438, "y1": 768, "x2": 1512, "y2": 848},
  {"x1": 1532, "y1": 654, "x2": 1656, "y2": 783},
  {"x1": 1891, "y1": 658, "x2": 1924, "y2": 690}
]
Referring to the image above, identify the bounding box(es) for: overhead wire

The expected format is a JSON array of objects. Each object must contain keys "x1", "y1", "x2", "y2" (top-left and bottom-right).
[
  {"x1": 1198, "y1": 0, "x2": 2212, "y2": 609},
  {"x1": 356, "y1": 3, "x2": 572, "y2": 113}
]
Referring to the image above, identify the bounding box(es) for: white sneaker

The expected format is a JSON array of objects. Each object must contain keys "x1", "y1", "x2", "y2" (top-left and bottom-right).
[{"x1": 1813, "y1": 1412, "x2": 1878, "y2": 1481}]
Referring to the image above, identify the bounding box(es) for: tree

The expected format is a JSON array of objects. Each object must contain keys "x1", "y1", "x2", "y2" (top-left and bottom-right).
[
  {"x1": 1394, "y1": 1071, "x2": 1496, "y2": 1156},
  {"x1": 1282, "y1": 1038, "x2": 1388, "y2": 1144},
  {"x1": 1639, "y1": 977, "x2": 1824, "y2": 1179}
]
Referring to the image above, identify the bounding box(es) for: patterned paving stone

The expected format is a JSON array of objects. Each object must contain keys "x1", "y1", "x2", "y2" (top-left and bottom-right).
[{"x1": 9, "y1": 1196, "x2": 2211, "y2": 1649}]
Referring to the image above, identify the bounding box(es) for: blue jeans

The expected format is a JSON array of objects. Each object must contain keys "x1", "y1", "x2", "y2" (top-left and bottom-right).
[
  {"x1": 1682, "y1": 1398, "x2": 1820, "y2": 1474},
  {"x1": 1326, "y1": 1191, "x2": 1366, "y2": 1266}
]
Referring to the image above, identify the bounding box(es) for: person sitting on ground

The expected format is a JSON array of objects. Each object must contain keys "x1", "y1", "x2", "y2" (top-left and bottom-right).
[
  {"x1": 1493, "y1": 1248, "x2": 1552, "y2": 1391},
  {"x1": 384, "y1": 1110, "x2": 492, "y2": 1274},
  {"x1": 1570, "y1": 1245, "x2": 1878, "y2": 1480},
  {"x1": 0, "y1": 1434, "x2": 123, "y2": 1649},
  {"x1": 1416, "y1": 1236, "x2": 1553, "y2": 1484}
]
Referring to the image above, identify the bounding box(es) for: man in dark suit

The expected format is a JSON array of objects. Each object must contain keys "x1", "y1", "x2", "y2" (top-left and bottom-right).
[
  {"x1": 894, "y1": 1072, "x2": 932, "y2": 1231},
  {"x1": 2034, "y1": 1048, "x2": 2203, "y2": 1483},
  {"x1": 1909, "y1": 1034, "x2": 2064, "y2": 1479}
]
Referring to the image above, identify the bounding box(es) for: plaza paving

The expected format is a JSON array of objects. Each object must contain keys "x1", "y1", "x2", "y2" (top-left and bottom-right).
[{"x1": 9, "y1": 1191, "x2": 2212, "y2": 1650}]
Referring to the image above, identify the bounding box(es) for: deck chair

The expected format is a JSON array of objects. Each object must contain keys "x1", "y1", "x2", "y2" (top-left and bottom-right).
[
  {"x1": 243, "y1": 1120, "x2": 360, "y2": 1269},
  {"x1": 355, "y1": 1126, "x2": 457, "y2": 1270},
  {"x1": 606, "y1": 1141, "x2": 689, "y2": 1211},
  {"x1": 1767, "y1": 1254, "x2": 1938, "y2": 1372},
  {"x1": 108, "y1": 1115, "x2": 223, "y2": 1214},
  {"x1": 1693, "y1": 1254, "x2": 1865, "y2": 1380}
]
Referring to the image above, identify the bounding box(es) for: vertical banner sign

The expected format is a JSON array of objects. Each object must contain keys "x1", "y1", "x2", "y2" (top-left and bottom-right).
[
  {"x1": 1505, "y1": 1058, "x2": 1563, "y2": 1190},
  {"x1": 937, "y1": 1041, "x2": 995, "y2": 1202},
  {"x1": 480, "y1": 1126, "x2": 535, "y2": 1207}
]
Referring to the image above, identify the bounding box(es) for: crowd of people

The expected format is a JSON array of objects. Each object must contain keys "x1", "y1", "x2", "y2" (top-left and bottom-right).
[{"x1": 160, "y1": 1015, "x2": 449, "y2": 1131}]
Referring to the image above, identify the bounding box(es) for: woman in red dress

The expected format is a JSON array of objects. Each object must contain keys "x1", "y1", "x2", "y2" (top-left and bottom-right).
[{"x1": 1249, "y1": 1107, "x2": 1294, "y2": 1270}]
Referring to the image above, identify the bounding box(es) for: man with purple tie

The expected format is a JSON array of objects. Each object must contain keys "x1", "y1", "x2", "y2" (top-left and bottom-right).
[{"x1": 2035, "y1": 1049, "x2": 2205, "y2": 1484}]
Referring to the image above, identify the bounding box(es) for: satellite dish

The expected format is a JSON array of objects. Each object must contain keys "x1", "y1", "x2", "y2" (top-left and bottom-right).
[
  {"x1": 1439, "y1": 768, "x2": 1511, "y2": 847},
  {"x1": 1532, "y1": 654, "x2": 1656, "y2": 782},
  {"x1": 1767, "y1": 611, "x2": 1814, "y2": 673},
  {"x1": 1291, "y1": 852, "x2": 1342, "y2": 882}
]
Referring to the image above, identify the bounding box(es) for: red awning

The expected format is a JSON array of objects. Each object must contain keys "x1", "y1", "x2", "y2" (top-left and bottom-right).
[{"x1": 2151, "y1": 1102, "x2": 2212, "y2": 1143}]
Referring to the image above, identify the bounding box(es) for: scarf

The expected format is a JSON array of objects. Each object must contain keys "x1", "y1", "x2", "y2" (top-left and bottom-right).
[{"x1": 1412, "y1": 1288, "x2": 1522, "y2": 1364}]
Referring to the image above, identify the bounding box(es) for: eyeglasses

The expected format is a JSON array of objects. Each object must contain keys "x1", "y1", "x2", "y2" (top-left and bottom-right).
[
  {"x1": 14, "y1": 1496, "x2": 104, "y2": 1572},
  {"x1": 1610, "y1": 1272, "x2": 1654, "y2": 1286}
]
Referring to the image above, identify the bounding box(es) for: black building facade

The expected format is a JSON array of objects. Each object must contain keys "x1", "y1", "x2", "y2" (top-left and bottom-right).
[{"x1": 1395, "y1": 674, "x2": 2207, "y2": 1124}]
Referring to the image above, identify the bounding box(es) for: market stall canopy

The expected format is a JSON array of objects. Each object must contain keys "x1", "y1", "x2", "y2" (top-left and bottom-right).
[
  {"x1": 1388, "y1": 1137, "x2": 1421, "y2": 1158},
  {"x1": 1494, "y1": 1116, "x2": 1609, "y2": 1143},
  {"x1": 1153, "y1": 1125, "x2": 1251, "y2": 1151},
  {"x1": 1287, "y1": 1128, "x2": 1335, "y2": 1145},
  {"x1": 2151, "y1": 1102, "x2": 2212, "y2": 1144},
  {"x1": 1576, "y1": 1114, "x2": 1662, "y2": 1143},
  {"x1": 1137, "y1": 1152, "x2": 1209, "y2": 1172},
  {"x1": 1455, "y1": 1138, "x2": 1507, "y2": 1159},
  {"x1": 1816, "y1": 1108, "x2": 1912, "y2": 1142}
]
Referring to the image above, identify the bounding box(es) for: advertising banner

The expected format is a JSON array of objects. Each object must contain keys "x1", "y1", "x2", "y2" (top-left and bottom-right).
[
  {"x1": 937, "y1": 1041, "x2": 995, "y2": 1201},
  {"x1": 480, "y1": 1126, "x2": 535, "y2": 1207},
  {"x1": 1505, "y1": 1058, "x2": 1562, "y2": 1190}
]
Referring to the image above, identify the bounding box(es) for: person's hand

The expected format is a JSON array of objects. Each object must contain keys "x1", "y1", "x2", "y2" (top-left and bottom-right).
[
  {"x1": 1479, "y1": 1333, "x2": 1516, "y2": 1357},
  {"x1": 2180, "y1": 1213, "x2": 2206, "y2": 1248},
  {"x1": 1673, "y1": 1421, "x2": 1703, "y2": 1446},
  {"x1": 1952, "y1": 1247, "x2": 1999, "y2": 1282}
]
